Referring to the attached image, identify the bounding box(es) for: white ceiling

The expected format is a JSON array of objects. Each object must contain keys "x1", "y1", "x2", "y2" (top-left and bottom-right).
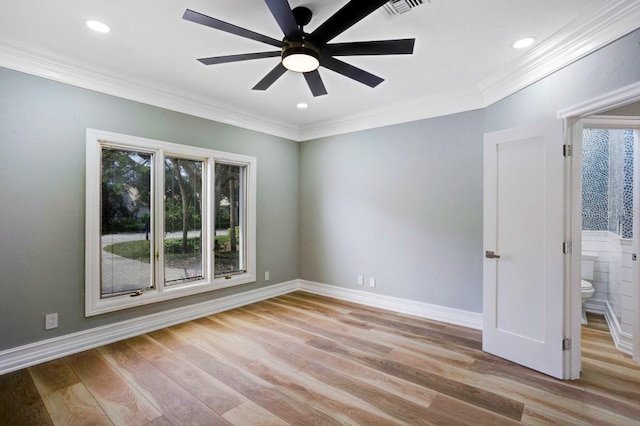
[{"x1": 1, "y1": 0, "x2": 639, "y2": 140}]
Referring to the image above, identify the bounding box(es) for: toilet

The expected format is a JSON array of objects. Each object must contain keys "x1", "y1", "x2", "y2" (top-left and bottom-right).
[{"x1": 581, "y1": 252, "x2": 597, "y2": 324}]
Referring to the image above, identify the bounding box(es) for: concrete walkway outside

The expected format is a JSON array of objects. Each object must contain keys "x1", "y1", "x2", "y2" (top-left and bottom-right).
[{"x1": 101, "y1": 231, "x2": 203, "y2": 295}]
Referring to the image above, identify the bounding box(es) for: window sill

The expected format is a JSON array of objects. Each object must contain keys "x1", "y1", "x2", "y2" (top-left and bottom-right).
[{"x1": 85, "y1": 272, "x2": 256, "y2": 317}]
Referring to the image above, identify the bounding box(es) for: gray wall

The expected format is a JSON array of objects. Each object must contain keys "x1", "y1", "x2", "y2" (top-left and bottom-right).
[
  {"x1": 0, "y1": 67, "x2": 300, "y2": 351},
  {"x1": 299, "y1": 110, "x2": 485, "y2": 312}
]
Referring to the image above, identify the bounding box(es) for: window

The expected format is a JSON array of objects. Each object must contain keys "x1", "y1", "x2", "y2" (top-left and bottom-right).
[
  {"x1": 86, "y1": 129, "x2": 256, "y2": 316},
  {"x1": 164, "y1": 156, "x2": 205, "y2": 286},
  {"x1": 214, "y1": 163, "x2": 246, "y2": 277}
]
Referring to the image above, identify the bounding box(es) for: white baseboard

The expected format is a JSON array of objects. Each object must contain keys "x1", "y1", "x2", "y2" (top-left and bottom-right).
[
  {"x1": 0, "y1": 279, "x2": 483, "y2": 375},
  {"x1": 603, "y1": 301, "x2": 633, "y2": 356},
  {"x1": 581, "y1": 299, "x2": 633, "y2": 356},
  {"x1": 583, "y1": 298, "x2": 607, "y2": 315},
  {"x1": 299, "y1": 280, "x2": 483, "y2": 330},
  {"x1": 0, "y1": 280, "x2": 298, "y2": 375}
]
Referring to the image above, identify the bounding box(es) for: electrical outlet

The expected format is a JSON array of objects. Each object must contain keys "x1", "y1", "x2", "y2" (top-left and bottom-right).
[
  {"x1": 45, "y1": 313, "x2": 58, "y2": 330},
  {"x1": 369, "y1": 277, "x2": 376, "y2": 288},
  {"x1": 265, "y1": 271, "x2": 270, "y2": 281},
  {"x1": 357, "y1": 275, "x2": 364, "y2": 285}
]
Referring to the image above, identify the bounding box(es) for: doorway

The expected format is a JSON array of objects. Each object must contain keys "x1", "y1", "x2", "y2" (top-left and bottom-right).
[
  {"x1": 563, "y1": 88, "x2": 640, "y2": 377},
  {"x1": 579, "y1": 119, "x2": 639, "y2": 359}
]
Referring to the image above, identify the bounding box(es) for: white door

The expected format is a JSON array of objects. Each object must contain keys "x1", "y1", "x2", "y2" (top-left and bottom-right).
[{"x1": 483, "y1": 119, "x2": 566, "y2": 379}]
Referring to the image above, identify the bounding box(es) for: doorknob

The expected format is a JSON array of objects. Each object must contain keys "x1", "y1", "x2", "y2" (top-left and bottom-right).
[{"x1": 485, "y1": 250, "x2": 501, "y2": 259}]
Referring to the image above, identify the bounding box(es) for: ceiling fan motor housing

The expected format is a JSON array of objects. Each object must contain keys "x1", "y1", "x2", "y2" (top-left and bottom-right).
[{"x1": 292, "y1": 6, "x2": 313, "y2": 27}]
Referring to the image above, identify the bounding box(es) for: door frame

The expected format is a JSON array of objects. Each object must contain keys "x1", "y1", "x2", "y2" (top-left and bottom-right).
[{"x1": 559, "y1": 81, "x2": 640, "y2": 376}]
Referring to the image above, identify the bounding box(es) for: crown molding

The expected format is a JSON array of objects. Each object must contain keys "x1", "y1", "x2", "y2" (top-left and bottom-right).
[
  {"x1": 479, "y1": 0, "x2": 640, "y2": 107},
  {"x1": 558, "y1": 80, "x2": 640, "y2": 119},
  {"x1": 0, "y1": 36, "x2": 301, "y2": 141},
  {"x1": 0, "y1": 33, "x2": 483, "y2": 141},
  {"x1": 298, "y1": 86, "x2": 485, "y2": 140},
  {"x1": 1, "y1": 0, "x2": 638, "y2": 143}
]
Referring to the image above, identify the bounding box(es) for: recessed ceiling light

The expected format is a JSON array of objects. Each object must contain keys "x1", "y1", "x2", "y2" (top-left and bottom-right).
[
  {"x1": 296, "y1": 103, "x2": 309, "y2": 109},
  {"x1": 512, "y1": 37, "x2": 535, "y2": 49},
  {"x1": 85, "y1": 19, "x2": 111, "y2": 33}
]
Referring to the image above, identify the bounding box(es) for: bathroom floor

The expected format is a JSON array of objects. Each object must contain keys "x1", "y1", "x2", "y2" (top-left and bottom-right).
[
  {"x1": 580, "y1": 312, "x2": 640, "y2": 412},
  {"x1": 582, "y1": 313, "x2": 635, "y2": 364},
  {"x1": 583, "y1": 312, "x2": 610, "y2": 333}
]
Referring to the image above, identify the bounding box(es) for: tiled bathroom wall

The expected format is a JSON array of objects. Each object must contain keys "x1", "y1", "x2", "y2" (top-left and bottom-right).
[
  {"x1": 582, "y1": 129, "x2": 634, "y2": 238},
  {"x1": 623, "y1": 130, "x2": 635, "y2": 238},
  {"x1": 582, "y1": 129, "x2": 609, "y2": 232}
]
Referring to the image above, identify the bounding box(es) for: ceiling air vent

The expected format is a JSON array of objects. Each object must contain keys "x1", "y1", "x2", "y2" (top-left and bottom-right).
[{"x1": 383, "y1": 0, "x2": 427, "y2": 16}]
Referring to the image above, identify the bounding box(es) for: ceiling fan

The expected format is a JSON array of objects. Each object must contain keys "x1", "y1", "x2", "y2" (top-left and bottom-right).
[{"x1": 182, "y1": 0, "x2": 416, "y2": 97}]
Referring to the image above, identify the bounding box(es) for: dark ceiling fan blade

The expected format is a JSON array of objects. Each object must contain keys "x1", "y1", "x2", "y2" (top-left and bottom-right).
[
  {"x1": 183, "y1": 9, "x2": 283, "y2": 48},
  {"x1": 253, "y1": 63, "x2": 288, "y2": 91},
  {"x1": 303, "y1": 70, "x2": 328, "y2": 97},
  {"x1": 324, "y1": 39, "x2": 415, "y2": 56},
  {"x1": 197, "y1": 51, "x2": 281, "y2": 65},
  {"x1": 264, "y1": 0, "x2": 302, "y2": 39},
  {"x1": 321, "y1": 56, "x2": 384, "y2": 88},
  {"x1": 309, "y1": 0, "x2": 389, "y2": 45}
]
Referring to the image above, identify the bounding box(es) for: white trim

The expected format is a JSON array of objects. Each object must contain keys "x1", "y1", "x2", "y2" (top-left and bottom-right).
[
  {"x1": 583, "y1": 298, "x2": 607, "y2": 315},
  {"x1": 567, "y1": 118, "x2": 583, "y2": 380},
  {"x1": 582, "y1": 115, "x2": 640, "y2": 130},
  {"x1": 482, "y1": 0, "x2": 640, "y2": 107},
  {"x1": 0, "y1": 279, "x2": 485, "y2": 374},
  {"x1": 635, "y1": 129, "x2": 640, "y2": 364},
  {"x1": 604, "y1": 301, "x2": 634, "y2": 356},
  {"x1": 299, "y1": 280, "x2": 482, "y2": 330},
  {"x1": 584, "y1": 299, "x2": 634, "y2": 357},
  {"x1": 1, "y1": 1, "x2": 638, "y2": 142},
  {"x1": 558, "y1": 81, "x2": 640, "y2": 119},
  {"x1": 0, "y1": 280, "x2": 298, "y2": 375}
]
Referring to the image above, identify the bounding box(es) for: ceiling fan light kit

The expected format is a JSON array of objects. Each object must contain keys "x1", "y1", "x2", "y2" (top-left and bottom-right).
[
  {"x1": 183, "y1": 0, "x2": 416, "y2": 96},
  {"x1": 281, "y1": 41, "x2": 320, "y2": 73}
]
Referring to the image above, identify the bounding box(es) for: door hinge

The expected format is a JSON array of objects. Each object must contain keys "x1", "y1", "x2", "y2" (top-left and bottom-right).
[
  {"x1": 562, "y1": 241, "x2": 572, "y2": 254},
  {"x1": 563, "y1": 145, "x2": 572, "y2": 157},
  {"x1": 562, "y1": 338, "x2": 571, "y2": 351}
]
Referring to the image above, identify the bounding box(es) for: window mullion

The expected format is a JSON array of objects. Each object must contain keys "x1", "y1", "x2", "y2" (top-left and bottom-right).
[
  {"x1": 206, "y1": 157, "x2": 215, "y2": 281},
  {"x1": 239, "y1": 166, "x2": 246, "y2": 272},
  {"x1": 212, "y1": 158, "x2": 223, "y2": 278},
  {"x1": 155, "y1": 149, "x2": 165, "y2": 292}
]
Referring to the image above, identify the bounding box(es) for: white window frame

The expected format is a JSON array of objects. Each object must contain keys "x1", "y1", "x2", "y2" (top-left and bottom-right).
[{"x1": 85, "y1": 129, "x2": 257, "y2": 316}]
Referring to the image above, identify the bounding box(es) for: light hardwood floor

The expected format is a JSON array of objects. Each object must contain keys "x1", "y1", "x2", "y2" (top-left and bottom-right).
[{"x1": 1, "y1": 291, "x2": 639, "y2": 425}]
